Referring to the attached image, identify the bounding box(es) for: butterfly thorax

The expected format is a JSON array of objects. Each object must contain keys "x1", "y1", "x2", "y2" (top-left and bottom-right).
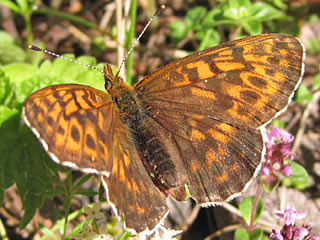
[{"x1": 105, "y1": 69, "x2": 180, "y2": 193}]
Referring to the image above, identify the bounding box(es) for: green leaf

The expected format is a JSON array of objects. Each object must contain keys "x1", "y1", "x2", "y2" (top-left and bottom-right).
[
  {"x1": 229, "y1": 0, "x2": 251, "y2": 9},
  {"x1": 308, "y1": 14, "x2": 319, "y2": 23},
  {"x1": 239, "y1": 196, "x2": 264, "y2": 225},
  {"x1": 261, "y1": 175, "x2": 280, "y2": 193},
  {"x1": 249, "y1": 228, "x2": 263, "y2": 240},
  {"x1": 313, "y1": 74, "x2": 320, "y2": 90},
  {"x1": 74, "y1": 190, "x2": 98, "y2": 197},
  {"x1": 271, "y1": 0, "x2": 288, "y2": 10},
  {"x1": 74, "y1": 174, "x2": 94, "y2": 190},
  {"x1": 169, "y1": 21, "x2": 188, "y2": 42},
  {"x1": 185, "y1": 184, "x2": 191, "y2": 199},
  {"x1": 0, "y1": 113, "x2": 20, "y2": 204},
  {"x1": 185, "y1": 6, "x2": 207, "y2": 29},
  {"x1": 0, "y1": 31, "x2": 26, "y2": 64},
  {"x1": 235, "y1": 228, "x2": 250, "y2": 240},
  {"x1": 196, "y1": 28, "x2": 221, "y2": 50},
  {"x1": 0, "y1": 0, "x2": 20, "y2": 13},
  {"x1": 98, "y1": 183, "x2": 105, "y2": 202},
  {"x1": 0, "y1": 106, "x2": 18, "y2": 127},
  {"x1": 66, "y1": 172, "x2": 73, "y2": 192},
  {"x1": 306, "y1": 37, "x2": 320, "y2": 55},
  {"x1": 203, "y1": 9, "x2": 222, "y2": 26},
  {"x1": 224, "y1": 8, "x2": 239, "y2": 20},
  {"x1": 271, "y1": 119, "x2": 285, "y2": 129},
  {"x1": 282, "y1": 162, "x2": 311, "y2": 189},
  {"x1": 241, "y1": 20, "x2": 262, "y2": 35},
  {"x1": 295, "y1": 84, "x2": 313, "y2": 103},
  {"x1": 63, "y1": 196, "x2": 72, "y2": 212},
  {"x1": 2, "y1": 63, "x2": 37, "y2": 84},
  {"x1": 39, "y1": 223, "x2": 60, "y2": 240},
  {"x1": 0, "y1": 70, "x2": 14, "y2": 106},
  {"x1": 66, "y1": 220, "x2": 91, "y2": 238},
  {"x1": 249, "y1": 2, "x2": 285, "y2": 21},
  {"x1": 16, "y1": 0, "x2": 30, "y2": 13},
  {"x1": 9, "y1": 126, "x2": 55, "y2": 228}
]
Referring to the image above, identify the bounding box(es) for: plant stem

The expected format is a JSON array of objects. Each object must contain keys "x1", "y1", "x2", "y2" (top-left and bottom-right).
[
  {"x1": 35, "y1": 9, "x2": 97, "y2": 29},
  {"x1": 248, "y1": 184, "x2": 262, "y2": 232},
  {"x1": 126, "y1": 0, "x2": 137, "y2": 85},
  {"x1": 24, "y1": 13, "x2": 33, "y2": 45}
]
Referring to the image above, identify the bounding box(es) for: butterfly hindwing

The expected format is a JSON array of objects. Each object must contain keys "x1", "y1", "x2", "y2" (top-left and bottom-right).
[
  {"x1": 136, "y1": 107, "x2": 263, "y2": 203},
  {"x1": 102, "y1": 119, "x2": 168, "y2": 234}
]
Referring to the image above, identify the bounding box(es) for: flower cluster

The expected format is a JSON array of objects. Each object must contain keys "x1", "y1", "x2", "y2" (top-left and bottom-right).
[
  {"x1": 261, "y1": 126, "x2": 295, "y2": 187},
  {"x1": 270, "y1": 206, "x2": 319, "y2": 240},
  {"x1": 73, "y1": 202, "x2": 113, "y2": 240}
]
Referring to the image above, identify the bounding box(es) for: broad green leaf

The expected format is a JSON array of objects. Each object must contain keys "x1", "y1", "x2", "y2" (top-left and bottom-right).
[
  {"x1": 0, "y1": 113, "x2": 20, "y2": 204},
  {"x1": 224, "y1": 8, "x2": 239, "y2": 20},
  {"x1": 196, "y1": 28, "x2": 221, "y2": 50},
  {"x1": 18, "y1": 128, "x2": 56, "y2": 228},
  {"x1": 203, "y1": 9, "x2": 222, "y2": 26},
  {"x1": 0, "y1": 106, "x2": 18, "y2": 127},
  {"x1": 249, "y1": 2, "x2": 285, "y2": 21},
  {"x1": 239, "y1": 196, "x2": 264, "y2": 225},
  {"x1": 0, "y1": 71, "x2": 13, "y2": 105},
  {"x1": 271, "y1": 119, "x2": 285, "y2": 129},
  {"x1": 169, "y1": 21, "x2": 189, "y2": 41},
  {"x1": 283, "y1": 162, "x2": 311, "y2": 189},
  {"x1": 241, "y1": 20, "x2": 262, "y2": 35},
  {"x1": 235, "y1": 228, "x2": 250, "y2": 240},
  {"x1": 313, "y1": 74, "x2": 320, "y2": 90},
  {"x1": 3, "y1": 63, "x2": 37, "y2": 83},
  {"x1": 0, "y1": 0, "x2": 20, "y2": 12},
  {"x1": 261, "y1": 175, "x2": 280, "y2": 193},
  {"x1": 185, "y1": 6, "x2": 207, "y2": 29},
  {"x1": 295, "y1": 84, "x2": 313, "y2": 103},
  {"x1": 0, "y1": 31, "x2": 27, "y2": 64},
  {"x1": 249, "y1": 228, "x2": 263, "y2": 240}
]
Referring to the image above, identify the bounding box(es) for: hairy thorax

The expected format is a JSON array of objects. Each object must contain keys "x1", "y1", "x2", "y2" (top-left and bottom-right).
[{"x1": 108, "y1": 82, "x2": 179, "y2": 192}]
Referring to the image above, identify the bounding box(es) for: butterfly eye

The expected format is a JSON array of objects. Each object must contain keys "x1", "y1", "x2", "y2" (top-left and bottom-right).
[{"x1": 105, "y1": 80, "x2": 112, "y2": 90}]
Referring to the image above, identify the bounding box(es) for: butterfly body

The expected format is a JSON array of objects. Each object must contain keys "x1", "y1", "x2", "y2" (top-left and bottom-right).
[
  {"x1": 105, "y1": 64, "x2": 180, "y2": 191},
  {"x1": 23, "y1": 34, "x2": 305, "y2": 235}
]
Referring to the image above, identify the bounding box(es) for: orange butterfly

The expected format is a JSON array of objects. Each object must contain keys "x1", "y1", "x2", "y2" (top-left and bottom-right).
[{"x1": 23, "y1": 34, "x2": 305, "y2": 235}]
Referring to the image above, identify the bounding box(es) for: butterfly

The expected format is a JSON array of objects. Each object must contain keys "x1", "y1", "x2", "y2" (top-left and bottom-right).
[{"x1": 23, "y1": 34, "x2": 305, "y2": 235}]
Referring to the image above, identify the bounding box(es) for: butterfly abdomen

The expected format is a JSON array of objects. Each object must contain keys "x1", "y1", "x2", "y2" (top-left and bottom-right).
[{"x1": 112, "y1": 83, "x2": 179, "y2": 191}]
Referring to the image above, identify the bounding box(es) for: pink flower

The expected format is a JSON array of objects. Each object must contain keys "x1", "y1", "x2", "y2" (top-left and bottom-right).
[
  {"x1": 271, "y1": 206, "x2": 319, "y2": 240},
  {"x1": 261, "y1": 126, "x2": 295, "y2": 186},
  {"x1": 275, "y1": 206, "x2": 306, "y2": 225}
]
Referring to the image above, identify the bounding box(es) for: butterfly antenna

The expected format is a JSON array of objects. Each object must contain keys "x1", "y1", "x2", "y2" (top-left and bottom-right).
[
  {"x1": 115, "y1": 5, "x2": 166, "y2": 77},
  {"x1": 28, "y1": 45, "x2": 106, "y2": 76}
]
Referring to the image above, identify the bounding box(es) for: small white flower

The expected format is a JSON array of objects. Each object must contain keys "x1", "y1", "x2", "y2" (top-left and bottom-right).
[
  {"x1": 92, "y1": 223, "x2": 113, "y2": 240},
  {"x1": 73, "y1": 223, "x2": 98, "y2": 240},
  {"x1": 151, "y1": 226, "x2": 182, "y2": 240},
  {"x1": 84, "y1": 202, "x2": 105, "y2": 221}
]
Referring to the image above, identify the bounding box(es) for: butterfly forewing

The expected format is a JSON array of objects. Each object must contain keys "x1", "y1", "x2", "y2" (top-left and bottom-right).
[
  {"x1": 23, "y1": 84, "x2": 115, "y2": 175},
  {"x1": 135, "y1": 34, "x2": 304, "y2": 128},
  {"x1": 23, "y1": 83, "x2": 168, "y2": 234},
  {"x1": 134, "y1": 34, "x2": 304, "y2": 203}
]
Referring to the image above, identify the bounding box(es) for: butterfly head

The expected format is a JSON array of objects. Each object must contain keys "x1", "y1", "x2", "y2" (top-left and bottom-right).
[{"x1": 104, "y1": 64, "x2": 124, "y2": 91}]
